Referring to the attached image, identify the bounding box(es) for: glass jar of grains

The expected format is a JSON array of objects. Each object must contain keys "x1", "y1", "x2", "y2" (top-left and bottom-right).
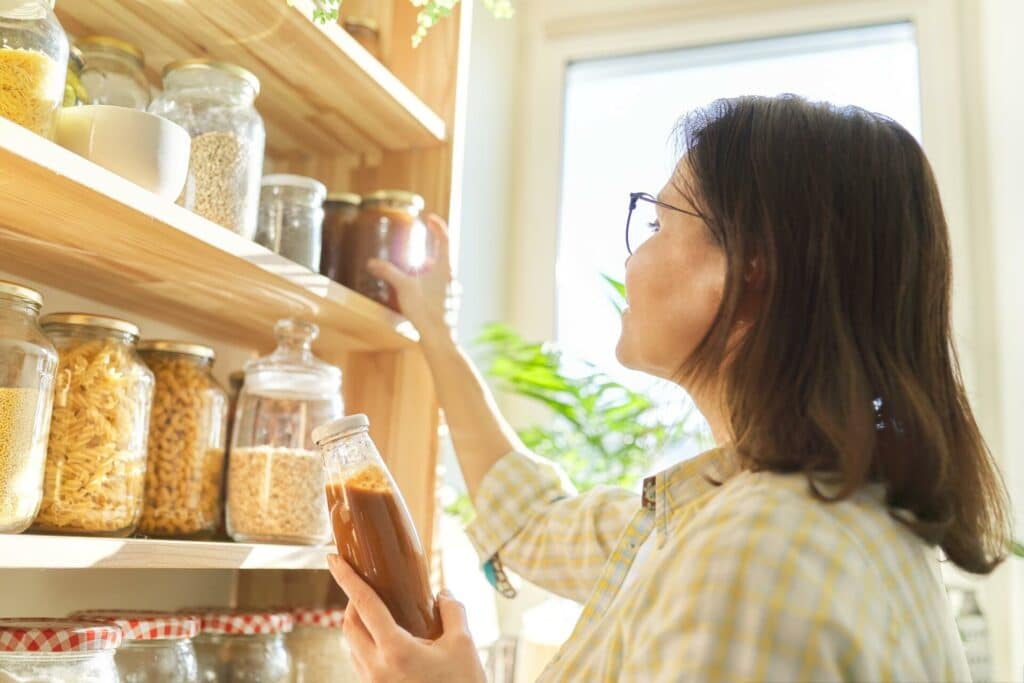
[
  {"x1": 227, "y1": 319, "x2": 341, "y2": 545},
  {"x1": 32, "y1": 313, "x2": 154, "y2": 536},
  {"x1": 285, "y1": 608, "x2": 358, "y2": 682},
  {"x1": 149, "y1": 59, "x2": 265, "y2": 238},
  {"x1": 0, "y1": 0, "x2": 69, "y2": 139},
  {"x1": 75, "y1": 35, "x2": 150, "y2": 110},
  {"x1": 319, "y1": 192, "x2": 361, "y2": 285},
  {"x1": 255, "y1": 174, "x2": 327, "y2": 271},
  {"x1": 0, "y1": 280, "x2": 57, "y2": 534},
  {"x1": 71, "y1": 611, "x2": 200, "y2": 683},
  {"x1": 188, "y1": 609, "x2": 292, "y2": 683},
  {"x1": 0, "y1": 619, "x2": 122, "y2": 682},
  {"x1": 137, "y1": 341, "x2": 228, "y2": 539}
]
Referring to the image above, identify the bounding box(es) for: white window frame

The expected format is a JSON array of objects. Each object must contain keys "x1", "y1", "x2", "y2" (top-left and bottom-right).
[{"x1": 505, "y1": 0, "x2": 1019, "y2": 677}]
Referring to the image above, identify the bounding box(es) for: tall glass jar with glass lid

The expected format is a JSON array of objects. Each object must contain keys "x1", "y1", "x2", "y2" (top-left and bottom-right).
[
  {"x1": 255, "y1": 174, "x2": 327, "y2": 271},
  {"x1": 75, "y1": 35, "x2": 150, "y2": 110},
  {"x1": 137, "y1": 341, "x2": 228, "y2": 539},
  {"x1": 149, "y1": 59, "x2": 265, "y2": 239},
  {"x1": 0, "y1": 280, "x2": 57, "y2": 534},
  {"x1": 0, "y1": 0, "x2": 69, "y2": 138},
  {"x1": 0, "y1": 619, "x2": 122, "y2": 682},
  {"x1": 71, "y1": 611, "x2": 200, "y2": 683},
  {"x1": 32, "y1": 313, "x2": 154, "y2": 536},
  {"x1": 226, "y1": 319, "x2": 341, "y2": 545}
]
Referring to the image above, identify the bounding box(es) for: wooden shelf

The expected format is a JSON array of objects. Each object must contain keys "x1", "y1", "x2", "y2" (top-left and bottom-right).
[
  {"x1": 56, "y1": 0, "x2": 447, "y2": 159},
  {"x1": 0, "y1": 118, "x2": 417, "y2": 352},
  {"x1": 0, "y1": 534, "x2": 328, "y2": 569}
]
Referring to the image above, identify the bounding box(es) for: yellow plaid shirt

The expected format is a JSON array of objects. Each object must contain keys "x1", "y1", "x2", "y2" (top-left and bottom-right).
[{"x1": 467, "y1": 448, "x2": 971, "y2": 682}]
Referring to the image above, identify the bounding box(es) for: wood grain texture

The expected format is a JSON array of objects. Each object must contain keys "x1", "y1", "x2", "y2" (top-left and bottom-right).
[
  {"x1": 56, "y1": 0, "x2": 446, "y2": 157},
  {"x1": 0, "y1": 535, "x2": 329, "y2": 569},
  {"x1": 0, "y1": 118, "x2": 416, "y2": 353}
]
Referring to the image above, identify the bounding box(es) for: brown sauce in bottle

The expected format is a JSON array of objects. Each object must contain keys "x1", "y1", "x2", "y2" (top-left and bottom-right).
[{"x1": 326, "y1": 465, "x2": 441, "y2": 639}]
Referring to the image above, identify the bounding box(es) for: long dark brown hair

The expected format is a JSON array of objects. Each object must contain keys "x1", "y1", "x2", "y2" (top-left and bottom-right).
[{"x1": 676, "y1": 95, "x2": 1010, "y2": 574}]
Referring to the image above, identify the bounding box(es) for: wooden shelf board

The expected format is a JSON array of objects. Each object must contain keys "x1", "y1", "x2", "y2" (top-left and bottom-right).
[
  {"x1": 56, "y1": 0, "x2": 447, "y2": 159},
  {"x1": 0, "y1": 534, "x2": 329, "y2": 569},
  {"x1": 0, "y1": 118, "x2": 418, "y2": 352}
]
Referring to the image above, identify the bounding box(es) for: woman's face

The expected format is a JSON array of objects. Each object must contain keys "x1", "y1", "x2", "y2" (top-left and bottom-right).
[{"x1": 615, "y1": 167, "x2": 726, "y2": 382}]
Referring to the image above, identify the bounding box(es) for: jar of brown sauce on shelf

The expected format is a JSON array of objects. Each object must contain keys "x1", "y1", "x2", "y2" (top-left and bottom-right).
[
  {"x1": 345, "y1": 190, "x2": 432, "y2": 312},
  {"x1": 319, "y1": 192, "x2": 361, "y2": 286}
]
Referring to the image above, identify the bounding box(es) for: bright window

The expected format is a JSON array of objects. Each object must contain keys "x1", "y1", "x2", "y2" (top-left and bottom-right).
[{"x1": 556, "y1": 23, "x2": 922, "y2": 417}]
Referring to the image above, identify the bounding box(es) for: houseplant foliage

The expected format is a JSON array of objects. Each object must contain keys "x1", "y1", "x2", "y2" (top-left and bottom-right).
[{"x1": 299, "y1": 0, "x2": 514, "y2": 46}]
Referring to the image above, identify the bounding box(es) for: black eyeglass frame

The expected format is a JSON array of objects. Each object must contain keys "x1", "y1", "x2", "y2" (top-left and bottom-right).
[{"x1": 625, "y1": 192, "x2": 702, "y2": 254}]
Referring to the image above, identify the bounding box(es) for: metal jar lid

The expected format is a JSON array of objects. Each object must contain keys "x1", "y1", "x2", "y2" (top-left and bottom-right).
[
  {"x1": 362, "y1": 190, "x2": 425, "y2": 211},
  {"x1": 137, "y1": 340, "x2": 216, "y2": 360},
  {"x1": 40, "y1": 313, "x2": 140, "y2": 337},
  {"x1": 312, "y1": 413, "x2": 370, "y2": 446},
  {"x1": 162, "y1": 58, "x2": 261, "y2": 95},
  {"x1": 325, "y1": 192, "x2": 361, "y2": 206},
  {"x1": 261, "y1": 174, "x2": 327, "y2": 199},
  {"x1": 0, "y1": 280, "x2": 43, "y2": 308},
  {"x1": 76, "y1": 35, "x2": 146, "y2": 66}
]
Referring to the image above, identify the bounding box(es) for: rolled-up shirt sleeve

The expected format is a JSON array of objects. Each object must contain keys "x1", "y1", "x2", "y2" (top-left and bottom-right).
[{"x1": 466, "y1": 450, "x2": 639, "y2": 603}]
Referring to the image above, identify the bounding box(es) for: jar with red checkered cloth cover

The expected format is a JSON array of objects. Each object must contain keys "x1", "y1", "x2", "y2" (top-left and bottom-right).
[
  {"x1": 183, "y1": 607, "x2": 292, "y2": 682},
  {"x1": 70, "y1": 610, "x2": 199, "y2": 683},
  {"x1": 0, "y1": 618, "x2": 121, "y2": 682},
  {"x1": 285, "y1": 608, "x2": 358, "y2": 682}
]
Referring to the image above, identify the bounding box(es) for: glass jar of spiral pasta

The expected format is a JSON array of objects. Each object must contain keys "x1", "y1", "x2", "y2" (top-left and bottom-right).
[
  {"x1": 0, "y1": 280, "x2": 57, "y2": 534},
  {"x1": 137, "y1": 341, "x2": 228, "y2": 539},
  {"x1": 31, "y1": 313, "x2": 154, "y2": 536}
]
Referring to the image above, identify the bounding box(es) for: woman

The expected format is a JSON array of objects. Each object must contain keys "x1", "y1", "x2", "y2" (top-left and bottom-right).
[{"x1": 328, "y1": 95, "x2": 1011, "y2": 681}]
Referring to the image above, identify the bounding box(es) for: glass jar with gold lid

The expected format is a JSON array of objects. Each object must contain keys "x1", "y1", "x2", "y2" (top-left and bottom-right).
[
  {"x1": 0, "y1": 0, "x2": 69, "y2": 138},
  {"x1": 32, "y1": 313, "x2": 154, "y2": 536},
  {"x1": 76, "y1": 35, "x2": 150, "y2": 110}
]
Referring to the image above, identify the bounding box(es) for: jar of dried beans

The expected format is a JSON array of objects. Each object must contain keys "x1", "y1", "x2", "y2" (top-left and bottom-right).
[
  {"x1": 137, "y1": 340, "x2": 228, "y2": 539},
  {"x1": 0, "y1": 280, "x2": 57, "y2": 534},
  {"x1": 149, "y1": 59, "x2": 265, "y2": 238},
  {"x1": 32, "y1": 313, "x2": 154, "y2": 536}
]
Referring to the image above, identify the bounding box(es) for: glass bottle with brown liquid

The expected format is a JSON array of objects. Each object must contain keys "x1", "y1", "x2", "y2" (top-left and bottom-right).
[{"x1": 312, "y1": 414, "x2": 441, "y2": 640}]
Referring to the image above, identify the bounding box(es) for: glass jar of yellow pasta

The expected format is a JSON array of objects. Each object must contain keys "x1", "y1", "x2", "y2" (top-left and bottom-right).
[
  {"x1": 32, "y1": 313, "x2": 154, "y2": 536},
  {"x1": 0, "y1": 280, "x2": 57, "y2": 534},
  {"x1": 137, "y1": 341, "x2": 228, "y2": 539},
  {"x1": 0, "y1": 0, "x2": 69, "y2": 139}
]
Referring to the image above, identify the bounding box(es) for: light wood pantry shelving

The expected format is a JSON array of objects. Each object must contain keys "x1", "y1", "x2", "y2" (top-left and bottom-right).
[
  {"x1": 0, "y1": 535, "x2": 328, "y2": 570},
  {"x1": 0, "y1": 0, "x2": 470, "y2": 616}
]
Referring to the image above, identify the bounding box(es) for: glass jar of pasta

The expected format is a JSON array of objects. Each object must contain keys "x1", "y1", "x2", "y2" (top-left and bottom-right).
[
  {"x1": 32, "y1": 313, "x2": 154, "y2": 536},
  {"x1": 0, "y1": 0, "x2": 69, "y2": 139},
  {"x1": 137, "y1": 341, "x2": 228, "y2": 539},
  {"x1": 226, "y1": 319, "x2": 341, "y2": 545},
  {"x1": 0, "y1": 280, "x2": 57, "y2": 534}
]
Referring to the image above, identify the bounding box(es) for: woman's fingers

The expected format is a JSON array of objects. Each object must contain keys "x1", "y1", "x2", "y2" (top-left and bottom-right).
[
  {"x1": 367, "y1": 258, "x2": 411, "y2": 289},
  {"x1": 424, "y1": 213, "x2": 451, "y2": 265},
  {"x1": 437, "y1": 590, "x2": 470, "y2": 636},
  {"x1": 328, "y1": 555, "x2": 405, "y2": 645},
  {"x1": 343, "y1": 606, "x2": 376, "y2": 654}
]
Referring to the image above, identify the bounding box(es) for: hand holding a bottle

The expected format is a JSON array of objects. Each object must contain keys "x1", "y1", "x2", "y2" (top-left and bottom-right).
[
  {"x1": 328, "y1": 555, "x2": 486, "y2": 683},
  {"x1": 367, "y1": 214, "x2": 453, "y2": 345}
]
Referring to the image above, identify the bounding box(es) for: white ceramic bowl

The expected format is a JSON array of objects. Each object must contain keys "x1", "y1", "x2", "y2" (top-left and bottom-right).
[{"x1": 56, "y1": 105, "x2": 191, "y2": 200}]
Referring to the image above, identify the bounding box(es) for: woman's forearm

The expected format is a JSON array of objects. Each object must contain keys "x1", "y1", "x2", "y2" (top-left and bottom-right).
[{"x1": 420, "y1": 324, "x2": 524, "y2": 499}]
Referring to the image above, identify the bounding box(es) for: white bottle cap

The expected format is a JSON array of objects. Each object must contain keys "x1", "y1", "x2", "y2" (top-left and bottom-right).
[{"x1": 312, "y1": 414, "x2": 370, "y2": 446}]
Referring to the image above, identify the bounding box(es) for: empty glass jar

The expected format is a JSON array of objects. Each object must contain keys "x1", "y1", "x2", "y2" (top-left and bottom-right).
[
  {"x1": 0, "y1": 281, "x2": 57, "y2": 534},
  {"x1": 150, "y1": 59, "x2": 265, "y2": 238},
  {"x1": 226, "y1": 319, "x2": 341, "y2": 544},
  {"x1": 256, "y1": 174, "x2": 327, "y2": 271},
  {"x1": 138, "y1": 341, "x2": 228, "y2": 539},
  {"x1": 0, "y1": 619, "x2": 122, "y2": 683},
  {"x1": 33, "y1": 313, "x2": 154, "y2": 536},
  {"x1": 75, "y1": 35, "x2": 150, "y2": 110},
  {"x1": 0, "y1": 0, "x2": 69, "y2": 138},
  {"x1": 71, "y1": 611, "x2": 200, "y2": 683},
  {"x1": 188, "y1": 609, "x2": 292, "y2": 683}
]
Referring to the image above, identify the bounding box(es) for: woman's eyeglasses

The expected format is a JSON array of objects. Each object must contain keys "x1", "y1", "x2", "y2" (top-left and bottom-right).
[{"x1": 625, "y1": 192, "x2": 702, "y2": 254}]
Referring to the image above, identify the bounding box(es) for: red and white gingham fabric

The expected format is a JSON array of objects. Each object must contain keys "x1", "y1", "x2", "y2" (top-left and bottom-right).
[
  {"x1": 291, "y1": 608, "x2": 345, "y2": 629},
  {"x1": 181, "y1": 608, "x2": 293, "y2": 636},
  {"x1": 70, "y1": 611, "x2": 199, "y2": 641},
  {"x1": 0, "y1": 619, "x2": 122, "y2": 652}
]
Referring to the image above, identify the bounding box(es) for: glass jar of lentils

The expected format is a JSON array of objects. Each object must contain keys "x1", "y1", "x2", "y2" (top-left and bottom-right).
[{"x1": 149, "y1": 59, "x2": 265, "y2": 239}]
